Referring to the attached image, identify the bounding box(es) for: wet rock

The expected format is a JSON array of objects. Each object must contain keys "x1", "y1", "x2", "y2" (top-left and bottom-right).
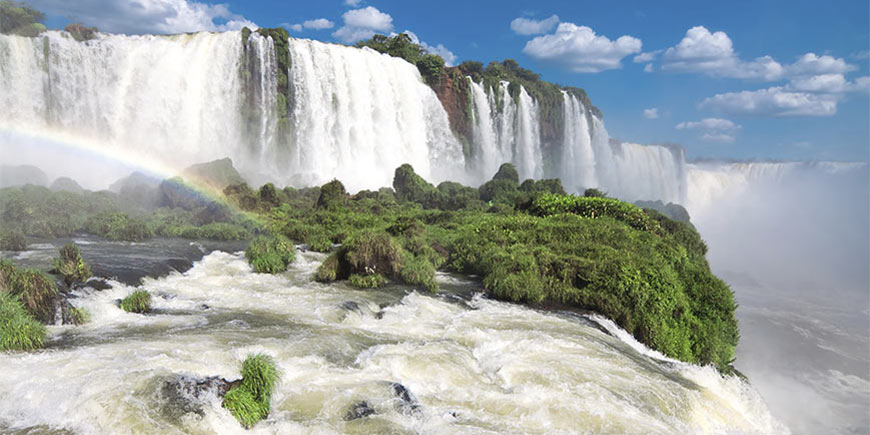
[
  {"x1": 344, "y1": 401, "x2": 376, "y2": 421},
  {"x1": 72, "y1": 277, "x2": 112, "y2": 291},
  {"x1": 160, "y1": 375, "x2": 241, "y2": 419},
  {"x1": 167, "y1": 258, "x2": 194, "y2": 274},
  {"x1": 51, "y1": 296, "x2": 74, "y2": 325},
  {"x1": 340, "y1": 301, "x2": 361, "y2": 312},
  {"x1": 391, "y1": 383, "x2": 421, "y2": 415}
]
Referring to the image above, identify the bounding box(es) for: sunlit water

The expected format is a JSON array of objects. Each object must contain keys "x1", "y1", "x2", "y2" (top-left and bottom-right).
[{"x1": 0, "y1": 241, "x2": 786, "y2": 434}]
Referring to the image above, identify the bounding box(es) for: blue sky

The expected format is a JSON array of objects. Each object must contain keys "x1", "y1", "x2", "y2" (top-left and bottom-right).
[{"x1": 31, "y1": 0, "x2": 870, "y2": 162}]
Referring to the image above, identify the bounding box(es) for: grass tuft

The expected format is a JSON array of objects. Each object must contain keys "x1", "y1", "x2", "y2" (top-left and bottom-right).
[
  {"x1": 120, "y1": 290, "x2": 151, "y2": 313},
  {"x1": 0, "y1": 292, "x2": 46, "y2": 351},
  {"x1": 224, "y1": 353, "x2": 279, "y2": 428}
]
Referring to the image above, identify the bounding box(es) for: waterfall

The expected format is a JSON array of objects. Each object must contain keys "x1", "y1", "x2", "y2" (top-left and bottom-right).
[
  {"x1": 284, "y1": 39, "x2": 464, "y2": 190},
  {"x1": 0, "y1": 31, "x2": 246, "y2": 171},
  {"x1": 560, "y1": 91, "x2": 596, "y2": 192},
  {"x1": 3, "y1": 29, "x2": 837, "y2": 212},
  {"x1": 467, "y1": 78, "x2": 499, "y2": 180}
]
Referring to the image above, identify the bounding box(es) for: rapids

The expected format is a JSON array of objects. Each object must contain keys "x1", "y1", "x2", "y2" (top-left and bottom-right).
[{"x1": 0, "y1": 242, "x2": 786, "y2": 434}]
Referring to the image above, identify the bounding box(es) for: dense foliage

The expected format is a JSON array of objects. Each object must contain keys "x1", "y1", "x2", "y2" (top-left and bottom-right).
[
  {"x1": 0, "y1": 0, "x2": 45, "y2": 36},
  {"x1": 0, "y1": 184, "x2": 254, "y2": 242},
  {"x1": 223, "y1": 354, "x2": 279, "y2": 428},
  {"x1": 54, "y1": 243, "x2": 92, "y2": 286},
  {"x1": 357, "y1": 33, "x2": 445, "y2": 85},
  {"x1": 0, "y1": 291, "x2": 45, "y2": 351},
  {"x1": 0, "y1": 259, "x2": 57, "y2": 323},
  {"x1": 245, "y1": 235, "x2": 295, "y2": 274},
  {"x1": 120, "y1": 290, "x2": 151, "y2": 314},
  {"x1": 256, "y1": 164, "x2": 738, "y2": 372}
]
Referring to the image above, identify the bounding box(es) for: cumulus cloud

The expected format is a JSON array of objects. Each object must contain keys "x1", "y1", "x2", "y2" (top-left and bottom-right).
[
  {"x1": 633, "y1": 50, "x2": 661, "y2": 63},
  {"x1": 283, "y1": 23, "x2": 302, "y2": 32},
  {"x1": 333, "y1": 6, "x2": 393, "y2": 43},
  {"x1": 786, "y1": 53, "x2": 856, "y2": 76},
  {"x1": 29, "y1": 0, "x2": 256, "y2": 34},
  {"x1": 660, "y1": 26, "x2": 784, "y2": 80},
  {"x1": 700, "y1": 87, "x2": 840, "y2": 117},
  {"x1": 522, "y1": 23, "x2": 642, "y2": 73},
  {"x1": 675, "y1": 118, "x2": 740, "y2": 130},
  {"x1": 303, "y1": 18, "x2": 334, "y2": 30},
  {"x1": 643, "y1": 63, "x2": 654, "y2": 73},
  {"x1": 401, "y1": 31, "x2": 457, "y2": 67},
  {"x1": 510, "y1": 14, "x2": 559, "y2": 35},
  {"x1": 344, "y1": 0, "x2": 362, "y2": 6},
  {"x1": 643, "y1": 108, "x2": 659, "y2": 119}
]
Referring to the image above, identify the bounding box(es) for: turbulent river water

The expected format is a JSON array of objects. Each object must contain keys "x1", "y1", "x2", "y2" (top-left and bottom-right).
[{"x1": 0, "y1": 237, "x2": 786, "y2": 434}]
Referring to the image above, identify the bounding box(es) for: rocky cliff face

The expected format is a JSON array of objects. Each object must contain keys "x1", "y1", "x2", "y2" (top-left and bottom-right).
[{"x1": 432, "y1": 69, "x2": 473, "y2": 154}]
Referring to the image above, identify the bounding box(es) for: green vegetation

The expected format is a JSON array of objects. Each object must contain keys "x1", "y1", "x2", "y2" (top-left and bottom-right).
[
  {"x1": 54, "y1": 243, "x2": 92, "y2": 286},
  {"x1": 357, "y1": 33, "x2": 444, "y2": 85},
  {"x1": 0, "y1": 183, "x2": 255, "y2": 242},
  {"x1": 69, "y1": 306, "x2": 90, "y2": 325},
  {"x1": 64, "y1": 23, "x2": 98, "y2": 41},
  {"x1": 255, "y1": 164, "x2": 738, "y2": 372},
  {"x1": 0, "y1": 291, "x2": 45, "y2": 351},
  {"x1": 223, "y1": 354, "x2": 279, "y2": 429},
  {"x1": 348, "y1": 273, "x2": 387, "y2": 289},
  {"x1": 120, "y1": 290, "x2": 151, "y2": 314},
  {"x1": 0, "y1": 0, "x2": 46, "y2": 37},
  {"x1": 0, "y1": 259, "x2": 57, "y2": 323},
  {"x1": 0, "y1": 229, "x2": 26, "y2": 251},
  {"x1": 245, "y1": 235, "x2": 295, "y2": 274}
]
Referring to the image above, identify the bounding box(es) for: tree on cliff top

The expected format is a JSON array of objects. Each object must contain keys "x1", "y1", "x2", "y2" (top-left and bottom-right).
[{"x1": 0, "y1": 1, "x2": 45, "y2": 36}]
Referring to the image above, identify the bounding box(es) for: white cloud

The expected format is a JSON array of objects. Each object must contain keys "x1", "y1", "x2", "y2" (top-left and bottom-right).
[
  {"x1": 510, "y1": 15, "x2": 559, "y2": 36},
  {"x1": 660, "y1": 26, "x2": 784, "y2": 80},
  {"x1": 303, "y1": 18, "x2": 334, "y2": 30},
  {"x1": 333, "y1": 6, "x2": 393, "y2": 43},
  {"x1": 633, "y1": 50, "x2": 661, "y2": 63},
  {"x1": 344, "y1": 0, "x2": 362, "y2": 6},
  {"x1": 700, "y1": 87, "x2": 839, "y2": 117},
  {"x1": 283, "y1": 23, "x2": 302, "y2": 32},
  {"x1": 675, "y1": 118, "x2": 740, "y2": 130},
  {"x1": 402, "y1": 31, "x2": 457, "y2": 67},
  {"x1": 522, "y1": 23, "x2": 642, "y2": 73},
  {"x1": 643, "y1": 63, "x2": 654, "y2": 73},
  {"x1": 701, "y1": 133, "x2": 736, "y2": 143},
  {"x1": 786, "y1": 53, "x2": 856, "y2": 76},
  {"x1": 643, "y1": 108, "x2": 659, "y2": 119},
  {"x1": 29, "y1": 0, "x2": 256, "y2": 34},
  {"x1": 787, "y1": 74, "x2": 850, "y2": 93}
]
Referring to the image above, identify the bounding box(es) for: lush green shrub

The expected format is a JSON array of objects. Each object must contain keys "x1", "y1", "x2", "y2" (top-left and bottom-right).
[
  {"x1": 479, "y1": 179, "x2": 519, "y2": 205},
  {"x1": 492, "y1": 163, "x2": 519, "y2": 184},
  {"x1": 258, "y1": 183, "x2": 280, "y2": 209},
  {"x1": 0, "y1": 291, "x2": 45, "y2": 351},
  {"x1": 224, "y1": 354, "x2": 279, "y2": 429},
  {"x1": 316, "y1": 180, "x2": 348, "y2": 210},
  {"x1": 348, "y1": 273, "x2": 387, "y2": 288},
  {"x1": 393, "y1": 164, "x2": 437, "y2": 206},
  {"x1": 0, "y1": 260, "x2": 57, "y2": 323},
  {"x1": 583, "y1": 188, "x2": 608, "y2": 198},
  {"x1": 446, "y1": 212, "x2": 738, "y2": 371},
  {"x1": 399, "y1": 254, "x2": 438, "y2": 292},
  {"x1": 343, "y1": 230, "x2": 403, "y2": 278},
  {"x1": 245, "y1": 235, "x2": 295, "y2": 274},
  {"x1": 529, "y1": 193, "x2": 661, "y2": 234},
  {"x1": 54, "y1": 243, "x2": 91, "y2": 286},
  {"x1": 0, "y1": 229, "x2": 26, "y2": 251},
  {"x1": 64, "y1": 23, "x2": 98, "y2": 41},
  {"x1": 85, "y1": 211, "x2": 153, "y2": 241},
  {"x1": 69, "y1": 306, "x2": 90, "y2": 325},
  {"x1": 416, "y1": 53, "x2": 445, "y2": 85},
  {"x1": 120, "y1": 290, "x2": 151, "y2": 314},
  {"x1": 314, "y1": 252, "x2": 343, "y2": 283},
  {"x1": 0, "y1": 1, "x2": 45, "y2": 36}
]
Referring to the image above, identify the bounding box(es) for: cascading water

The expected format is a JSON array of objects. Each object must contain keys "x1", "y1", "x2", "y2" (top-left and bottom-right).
[
  {"x1": 560, "y1": 91, "x2": 596, "y2": 192},
  {"x1": 284, "y1": 39, "x2": 465, "y2": 190}
]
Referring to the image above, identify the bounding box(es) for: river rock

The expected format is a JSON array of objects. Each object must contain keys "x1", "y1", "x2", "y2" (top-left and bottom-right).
[
  {"x1": 160, "y1": 375, "x2": 241, "y2": 419},
  {"x1": 391, "y1": 382, "x2": 421, "y2": 415},
  {"x1": 167, "y1": 258, "x2": 194, "y2": 274},
  {"x1": 344, "y1": 401, "x2": 376, "y2": 421}
]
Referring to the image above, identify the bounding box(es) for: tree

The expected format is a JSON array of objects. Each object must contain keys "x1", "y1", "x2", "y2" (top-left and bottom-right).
[{"x1": 0, "y1": 1, "x2": 46, "y2": 36}]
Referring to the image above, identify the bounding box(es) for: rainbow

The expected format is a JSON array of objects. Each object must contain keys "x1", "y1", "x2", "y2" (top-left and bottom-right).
[{"x1": 0, "y1": 120, "x2": 261, "y2": 221}]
